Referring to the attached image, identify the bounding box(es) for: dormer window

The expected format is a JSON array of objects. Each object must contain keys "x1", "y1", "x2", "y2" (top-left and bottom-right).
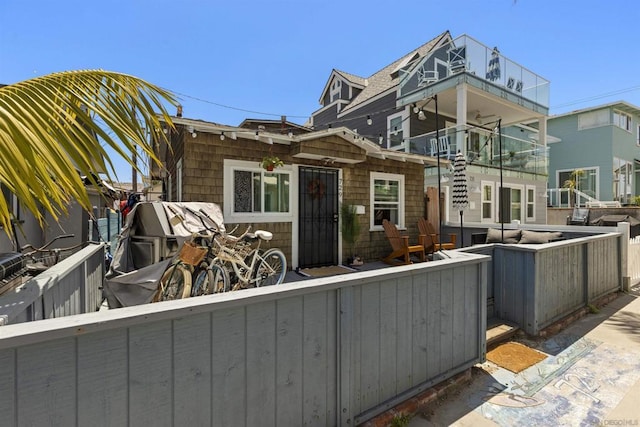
[{"x1": 330, "y1": 79, "x2": 342, "y2": 102}]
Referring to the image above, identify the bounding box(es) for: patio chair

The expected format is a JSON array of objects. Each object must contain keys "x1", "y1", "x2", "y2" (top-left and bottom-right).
[
  {"x1": 566, "y1": 207, "x2": 589, "y2": 225},
  {"x1": 381, "y1": 219, "x2": 425, "y2": 265},
  {"x1": 417, "y1": 217, "x2": 457, "y2": 254}
]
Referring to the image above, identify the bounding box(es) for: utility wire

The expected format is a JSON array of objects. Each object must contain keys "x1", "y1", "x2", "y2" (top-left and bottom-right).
[
  {"x1": 551, "y1": 85, "x2": 640, "y2": 110},
  {"x1": 169, "y1": 89, "x2": 309, "y2": 119}
]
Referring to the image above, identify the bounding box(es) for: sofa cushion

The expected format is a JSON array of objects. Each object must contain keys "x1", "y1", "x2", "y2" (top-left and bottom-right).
[
  {"x1": 518, "y1": 230, "x2": 564, "y2": 244},
  {"x1": 485, "y1": 228, "x2": 521, "y2": 244}
]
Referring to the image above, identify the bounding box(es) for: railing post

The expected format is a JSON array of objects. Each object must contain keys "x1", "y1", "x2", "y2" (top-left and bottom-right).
[{"x1": 619, "y1": 222, "x2": 630, "y2": 291}]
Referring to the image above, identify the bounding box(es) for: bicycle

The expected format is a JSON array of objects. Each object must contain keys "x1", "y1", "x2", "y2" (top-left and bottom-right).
[
  {"x1": 154, "y1": 229, "x2": 231, "y2": 302},
  {"x1": 187, "y1": 208, "x2": 287, "y2": 289}
]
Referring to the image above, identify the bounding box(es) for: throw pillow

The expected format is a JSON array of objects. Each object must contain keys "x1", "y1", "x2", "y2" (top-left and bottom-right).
[{"x1": 485, "y1": 228, "x2": 521, "y2": 244}]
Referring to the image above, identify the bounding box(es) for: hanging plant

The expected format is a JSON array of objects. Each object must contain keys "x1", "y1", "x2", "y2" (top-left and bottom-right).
[{"x1": 260, "y1": 155, "x2": 284, "y2": 171}]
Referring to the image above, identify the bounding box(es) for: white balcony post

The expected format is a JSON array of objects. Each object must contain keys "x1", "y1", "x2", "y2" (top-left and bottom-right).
[
  {"x1": 538, "y1": 116, "x2": 547, "y2": 147},
  {"x1": 456, "y1": 83, "x2": 468, "y2": 156}
]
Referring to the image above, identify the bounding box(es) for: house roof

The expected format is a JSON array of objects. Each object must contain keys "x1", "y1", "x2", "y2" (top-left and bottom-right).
[
  {"x1": 334, "y1": 69, "x2": 367, "y2": 87},
  {"x1": 164, "y1": 116, "x2": 444, "y2": 166},
  {"x1": 338, "y1": 31, "x2": 451, "y2": 113},
  {"x1": 550, "y1": 100, "x2": 640, "y2": 120},
  {"x1": 238, "y1": 118, "x2": 312, "y2": 135}
]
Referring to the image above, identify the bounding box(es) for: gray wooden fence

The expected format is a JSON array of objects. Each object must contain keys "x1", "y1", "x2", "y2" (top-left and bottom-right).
[
  {"x1": 0, "y1": 243, "x2": 105, "y2": 326},
  {"x1": 463, "y1": 232, "x2": 621, "y2": 335},
  {"x1": 0, "y1": 253, "x2": 488, "y2": 426}
]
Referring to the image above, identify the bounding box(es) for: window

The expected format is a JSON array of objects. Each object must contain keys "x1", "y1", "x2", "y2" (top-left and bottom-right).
[
  {"x1": 577, "y1": 110, "x2": 608, "y2": 130},
  {"x1": 481, "y1": 181, "x2": 494, "y2": 222},
  {"x1": 526, "y1": 185, "x2": 536, "y2": 222},
  {"x1": 497, "y1": 186, "x2": 523, "y2": 224},
  {"x1": 224, "y1": 159, "x2": 292, "y2": 223},
  {"x1": 370, "y1": 172, "x2": 404, "y2": 229},
  {"x1": 557, "y1": 167, "x2": 598, "y2": 203},
  {"x1": 387, "y1": 111, "x2": 408, "y2": 149},
  {"x1": 330, "y1": 78, "x2": 342, "y2": 102},
  {"x1": 613, "y1": 110, "x2": 631, "y2": 132}
]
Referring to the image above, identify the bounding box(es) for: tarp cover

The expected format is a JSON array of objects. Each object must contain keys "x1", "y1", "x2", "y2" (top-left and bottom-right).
[
  {"x1": 589, "y1": 214, "x2": 640, "y2": 238},
  {"x1": 104, "y1": 202, "x2": 225, "y2": 308}
]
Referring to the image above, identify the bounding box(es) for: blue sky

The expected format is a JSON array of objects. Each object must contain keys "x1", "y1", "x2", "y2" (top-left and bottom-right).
[{"x1": 1, "y1": 0, "x2": 638, "y2": 182}]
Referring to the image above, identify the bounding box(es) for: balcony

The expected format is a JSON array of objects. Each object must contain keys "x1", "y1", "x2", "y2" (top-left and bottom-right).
[
  {"x1": 408, "y1": 124, "x2": 548, "y2": 176},
  {"x1": 399, "y1": 34, "x2": 550, "y2": 123}
]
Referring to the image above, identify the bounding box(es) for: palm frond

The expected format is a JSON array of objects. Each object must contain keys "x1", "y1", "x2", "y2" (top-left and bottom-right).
[{"x1": 0, "y1": 70, "x2": 177, "y2": 234}]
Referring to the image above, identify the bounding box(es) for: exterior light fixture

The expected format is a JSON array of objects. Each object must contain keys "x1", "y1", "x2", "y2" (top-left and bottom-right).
[
  {"x1": 255, "y1": 131, "x2": 259, "y2": 140},
  {"x1": 418, "y1": 110, "x2": 426, "y2": 121},
  {"x1": 378, "y1": 134, "x2": 384, "y2": 145},
  {"x1": 366, "y1": 115, "x2": 372, "y2": 125},
  {"x1": 412, "y1": 103, "x2": 420, "y2": 114},
  {"x1": 220, "y1": 131, "x2": 225, "y2": 141}
]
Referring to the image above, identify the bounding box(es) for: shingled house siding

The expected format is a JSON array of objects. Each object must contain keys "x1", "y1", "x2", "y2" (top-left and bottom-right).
[
  {"x1": 342, "y1": 158, "x2": 425, "y2": 263},
  {"x1": 173, "y1": 128, "x2": 426, "y2": 268}
]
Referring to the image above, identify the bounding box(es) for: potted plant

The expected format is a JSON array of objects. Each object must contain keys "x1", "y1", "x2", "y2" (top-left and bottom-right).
[
  {"x1": 341, "y1": 203, "x2": 363, "y2": 266},
  {"x1": 261, "y1": 155, "x2": 284, "y2": 171}
]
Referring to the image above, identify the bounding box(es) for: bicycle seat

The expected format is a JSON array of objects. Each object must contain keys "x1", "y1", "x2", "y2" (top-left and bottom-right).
[{"x1": 254, "y1": 230, "x2": 273, "y2": 241}]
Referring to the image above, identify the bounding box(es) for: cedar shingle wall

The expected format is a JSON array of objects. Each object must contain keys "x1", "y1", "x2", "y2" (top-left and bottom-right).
[
  {"x1": 177, "y1": 130, "x2": 426, "y2": 266},
  {"x1": 342, "y1": 158, "x2": 425, "y2": 264}
]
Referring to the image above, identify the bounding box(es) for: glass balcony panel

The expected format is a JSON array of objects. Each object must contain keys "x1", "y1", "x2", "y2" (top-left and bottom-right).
[
  {"x1": 409, "y1": 124, "x2": 548, "y2": 177},
  {"x1": 399, "y1": 34, "x2": 549, "y2": 108}
]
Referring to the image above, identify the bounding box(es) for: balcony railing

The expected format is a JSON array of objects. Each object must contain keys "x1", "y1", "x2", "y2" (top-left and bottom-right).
[
  {"x1": 408, "y1": 124, "x2": 548, "y2": 176},
  {"x1": 399, "y1": 34, "x2": 550, "y2": 109}
]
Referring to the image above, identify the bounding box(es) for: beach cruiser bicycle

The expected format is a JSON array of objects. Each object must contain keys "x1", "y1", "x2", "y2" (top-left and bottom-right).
[
  {"x1": 189, "y1": 207, "x2": 286, "y2": 290},
  {"x1": 154, "y1": 208, "x2": 286, "y2": 302}
]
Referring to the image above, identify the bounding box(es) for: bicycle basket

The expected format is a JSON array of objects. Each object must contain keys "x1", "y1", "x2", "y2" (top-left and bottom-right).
[{"x1": 178, "y1": 241, "x2": 208, "y2": 266}]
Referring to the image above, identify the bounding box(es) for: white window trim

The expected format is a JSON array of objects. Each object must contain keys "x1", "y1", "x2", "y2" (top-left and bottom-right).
[
  {"x1": 176, "y1": 158, "x2": 183, "y2": 202},
  {"x1": 223, "y1": 159, "x2": 294, "y2": 224},
  {"x1": 370, "y1": 171, "x2": 405, "y2": 230},
  {"x1": 526, "y1": 185, "x2": 536, "y2": 222},
  {"x1": 481, "y1": 180, "x2": 495, "y2": 223},
  {"x1": 556, "y1": 167, "x2": 600, "y2": 200},
  {"x1": 387, "y1": 110, "x2": 408, "y2": 150},
  {"x1": 330, "y1": 78, "x2": 342, "y2": 103},
  {"x1": 613, "y1": 110, "x2": 632, "y2": 132}
]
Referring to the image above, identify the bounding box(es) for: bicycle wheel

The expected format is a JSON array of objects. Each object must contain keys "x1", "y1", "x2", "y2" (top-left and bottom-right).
[
  {"x1": 193, "y1": 261, "x2": 231, "y2": 295},
  {"x1": 158, "y1": 264, "x2": 192, "y2": 301},
  {"x1": 191, "y1": 262, "x2": 211, "y2": 297},
  {"x1": 253, "y1": 249, "x2": 286, "y2": 287},
  {"x1": 208, "y1": 263, "x2": 231, "y2": 293}
]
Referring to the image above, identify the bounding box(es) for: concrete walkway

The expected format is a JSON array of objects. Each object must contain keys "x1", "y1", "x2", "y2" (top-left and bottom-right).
[{"x1": 408, "y1": 284, "x2": 640, "y2": 426}]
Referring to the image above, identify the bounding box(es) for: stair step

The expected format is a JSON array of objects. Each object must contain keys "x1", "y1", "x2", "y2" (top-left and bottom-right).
[{"x1": 486, "y1": 322, "x2": 519, "y2": 347}]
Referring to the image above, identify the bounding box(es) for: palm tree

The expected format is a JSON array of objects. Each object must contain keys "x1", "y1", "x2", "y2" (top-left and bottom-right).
[{"x1": 0, "y1": 70, "x2": 177, "y2": 235}]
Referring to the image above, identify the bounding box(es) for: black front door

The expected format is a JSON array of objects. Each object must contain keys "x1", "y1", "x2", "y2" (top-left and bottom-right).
[{"x1": 298, "y1": 167, "x2": 339, "y2": 268}]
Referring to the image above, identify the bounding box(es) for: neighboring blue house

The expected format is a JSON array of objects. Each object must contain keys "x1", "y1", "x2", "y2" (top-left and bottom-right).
[
  {"x1": 547, "y1": 101, "x2": 640, "y2": 206},
  {"x1": 310, "y1": 31, "x2": 552, "y2": 225}
]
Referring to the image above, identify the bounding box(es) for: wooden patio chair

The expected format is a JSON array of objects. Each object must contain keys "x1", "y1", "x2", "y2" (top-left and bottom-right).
[
  {"x1": 417, "y1": 217, "x2": 457, "y2": 254},
  {"x1": 381, "y1": 219, "x2": 425, "y2": 265}
]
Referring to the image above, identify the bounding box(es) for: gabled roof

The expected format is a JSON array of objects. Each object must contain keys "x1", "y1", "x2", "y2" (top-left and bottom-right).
[
  {"x1": 338, "y1": 31, "x2": 451, "y2": 113},
  {"x1": 317, "y1": 69, "x2": 367, "y2": 104},
  {"x1": 334, "y1": 69, "x2": 367, "y2": 87},
  {"x1": 238, "y1": 118, "x2": 312, "y2": 135}
]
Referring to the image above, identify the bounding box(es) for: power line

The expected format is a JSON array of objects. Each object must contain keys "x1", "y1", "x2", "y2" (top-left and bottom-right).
[
  {"x1": 551, "y1": 85, "x2": 640, "y2": 110},
  {"x1": 168, "y1": 89, "x2": 309, "y2": 119}
]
